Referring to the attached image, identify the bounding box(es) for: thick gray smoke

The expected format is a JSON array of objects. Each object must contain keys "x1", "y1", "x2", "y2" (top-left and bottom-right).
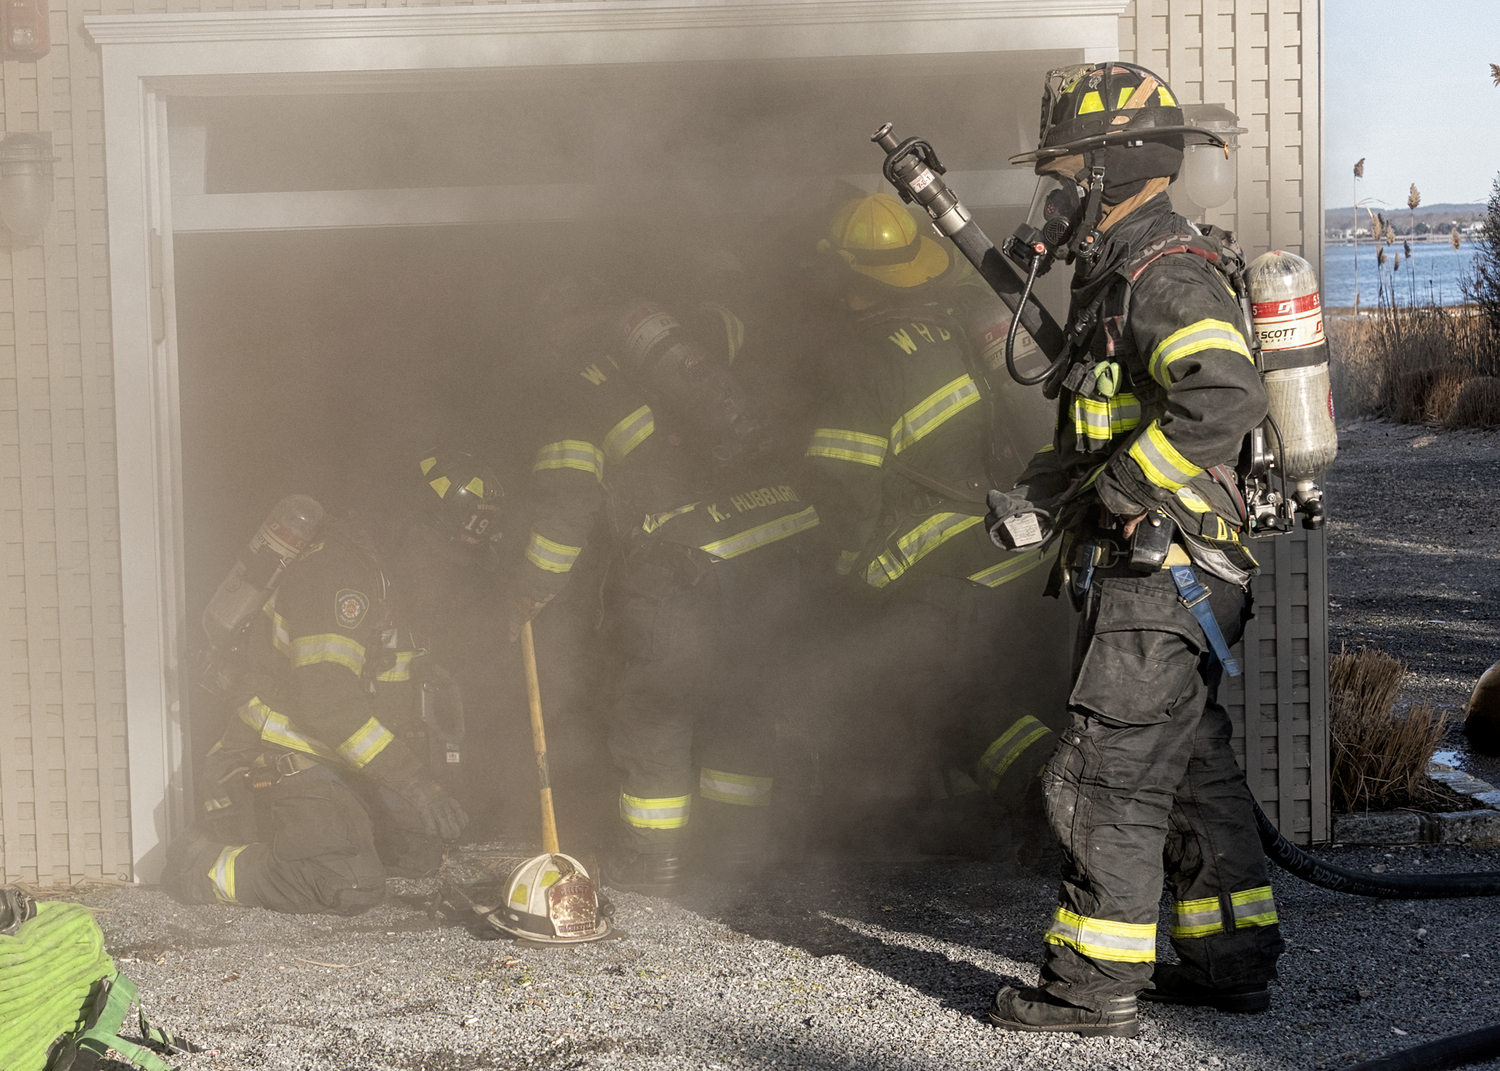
[{"x1": 175, "y1": 54, "x2": 1082, "y2": 859}]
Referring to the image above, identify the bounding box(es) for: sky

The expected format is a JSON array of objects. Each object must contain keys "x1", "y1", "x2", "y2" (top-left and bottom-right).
[{"x1": 1324, "y1": 0, "x2": 1500, "y2": 210}]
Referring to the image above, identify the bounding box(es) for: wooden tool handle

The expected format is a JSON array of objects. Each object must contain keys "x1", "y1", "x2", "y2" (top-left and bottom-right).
[{"x1": 520, "y1": 620, "x2": 560, "y2": 855}]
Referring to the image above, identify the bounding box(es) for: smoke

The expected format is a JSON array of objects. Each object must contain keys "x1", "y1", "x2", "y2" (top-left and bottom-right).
[{"x1": 175, "y1": 54, "x2": 1079, "y2": 859}]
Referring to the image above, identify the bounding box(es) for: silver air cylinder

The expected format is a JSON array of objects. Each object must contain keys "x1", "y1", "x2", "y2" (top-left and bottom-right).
[
  {"x1": 202, "y1": 494, "x2": 324, "y2": 648},
  {"x1": 1245, "y1": 251, "x2": 1338, "y2": 518}
]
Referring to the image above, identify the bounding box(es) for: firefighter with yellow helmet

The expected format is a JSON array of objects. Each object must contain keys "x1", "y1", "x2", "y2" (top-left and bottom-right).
[
  {"x1": 804, "y1": 190, "x2": 1073, "y2": 852},
  {"x1": 977, "y1": 61, "x2": 1283, "y2": 1035}
]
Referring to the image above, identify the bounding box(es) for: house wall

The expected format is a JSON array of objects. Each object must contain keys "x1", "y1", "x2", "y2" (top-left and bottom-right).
[{"x1": 0, "y1": 0, "x2": 1325, "y2": 884}]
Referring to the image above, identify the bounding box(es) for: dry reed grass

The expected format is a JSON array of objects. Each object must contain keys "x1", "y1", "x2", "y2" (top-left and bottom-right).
[
  {"x1": 1442, "y1": 375, "x2": 1500, "y2": 429},
  {"x1": 1329, "y1": 646, "x2": 1447, "y2": 812}
]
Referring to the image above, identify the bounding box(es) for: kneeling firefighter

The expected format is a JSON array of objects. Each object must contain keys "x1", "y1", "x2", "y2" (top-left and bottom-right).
[
  {"x1": 512, "y1": 286, "x2": 820, "y2": 897},
  {"x1": 973, "y1": 63, "x2": 1284, "y2": 1035},
  {"x1": 163, "y1": 478, "x2": 483, "y2": 914},
  {"x1": 803, "y1": 191, "x2": 1072, "y2": 852}
]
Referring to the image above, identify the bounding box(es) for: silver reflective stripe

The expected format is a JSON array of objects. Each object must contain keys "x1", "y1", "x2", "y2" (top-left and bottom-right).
[
  {"x1": 1108, "y1": 392, "x2": 1141, "y2": 433},
  {"x1": 700, "y1": 506, "x2": 819, "y2": 561},
  {"x1": 699, "y1": 768, "x2": 773, "y2": 807},
  {"x1": 237, "y1": 698, "x2": 340, "y2": 764},
  {"x1": 1171, "y1": 895, "x2": 1224, "y2": 938},
  {"x1": 865, "y1": 512, "x2": 981, "y2": 589},
  {"x1": 1128, "y1": 421, "x2": 1203, "y2": 492},
  {"x1": 525, "y1": 531, "x2": 583, "y2": 574},
  {"x1": 889, "y1": 375, "x2": 980, "y2": 455},
  {"x1": 967, "y1": 549, "x2": 1048, "y2": 589},
  {"x1": 533, "y1": 439, "x2": 604, "y2": 480},
  {"x1": 210, "y1": 844, "x2": 249, "y2": 904},
  {"x1": 1044, "y1": 907, "x2": 1156, "y2": 963},
  {"x1": 1072, "y1": 396, "x2": 1112, "y2": 446},
  {"x1": 805, "y1": 427, "x2": 888, "y2": 467},
  {"x1": 337, "y1": 717, "x2": 394, "y2": 769},
  {"x1": 1231, "y1": 885, "x2": 1278, "y2": 928},
  {"x1": 604, "y1": 405, "x2": 655, "y2": 463},
  {"x1": 620, "y1": 792, "x2": 690, "y2": 830},
  {"x1": 375, "y1": 649, "x2": 415, "y2": 682},
  {"x1": 287, "y1": 632, "x2": 366, "y2": 675},
  {"x1": 1148, "y1": 318, "x2": 1253, "y2": 387},
  {"x1": 975, "y1": 715, "x2": 1054, "y2": 795}
]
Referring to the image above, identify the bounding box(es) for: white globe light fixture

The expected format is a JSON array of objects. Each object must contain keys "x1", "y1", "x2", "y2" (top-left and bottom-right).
[{"x1": 1180, "y1": 105, "x2": 1246, "y2": 212}]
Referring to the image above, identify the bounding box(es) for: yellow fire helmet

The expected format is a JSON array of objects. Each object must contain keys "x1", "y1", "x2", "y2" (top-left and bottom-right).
[
  {"x1": 822, "y1": 192, "x2": 950, "y2": 290},
  {"x1": 489, "y1": 853, "x2": 612, "y2": 944}
]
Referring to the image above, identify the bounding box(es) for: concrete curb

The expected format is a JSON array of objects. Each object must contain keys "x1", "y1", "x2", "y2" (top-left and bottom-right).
[{"x1": 1330, "y1": 761, "x2": 1500, "y2": 847}]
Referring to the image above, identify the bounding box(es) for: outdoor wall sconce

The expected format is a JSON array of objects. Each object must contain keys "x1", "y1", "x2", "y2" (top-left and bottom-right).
[
  {"x1": 1, "y1": 0, "x2": 50, "y2": 60},
  {"x1": 1180, "y1": 104, "x2": 1246, "y2": 212},
  {"x1": 0, "y1": 132, "x2": 59, "y2": 246}
]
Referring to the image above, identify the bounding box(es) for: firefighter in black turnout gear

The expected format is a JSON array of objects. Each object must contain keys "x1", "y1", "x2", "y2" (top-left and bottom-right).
[
  {"x1": 804, "y1": 192, "x2": 1070, "y2": 843},
  {"x1": 982, "y1": 63, "x2": 1284, "y2": 1035},
  {"x1": 164, "y1": 508, "x2": 471, "y2": 914},
  {"x1": 515, "y1": 289, "x2": 818, "y2": 897}
]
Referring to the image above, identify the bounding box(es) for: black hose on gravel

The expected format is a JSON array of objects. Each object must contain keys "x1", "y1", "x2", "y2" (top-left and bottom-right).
[
  {"x1": 1339, "y1": 1022, "x2": 1500, "y2": 1071},
  {"x1": 1254, "y1": 802, "x2": 1500, "y2": 898}
]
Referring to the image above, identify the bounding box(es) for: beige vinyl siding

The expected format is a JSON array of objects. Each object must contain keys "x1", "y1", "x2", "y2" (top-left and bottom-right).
[{"x1": 0, "y1": 0, "x2": 1323, "y2": 882}]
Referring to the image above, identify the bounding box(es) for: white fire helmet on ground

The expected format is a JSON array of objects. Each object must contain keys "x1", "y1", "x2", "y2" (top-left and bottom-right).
[{"x1": 488, "y1": 853, "x2": 612, "y2": 944}]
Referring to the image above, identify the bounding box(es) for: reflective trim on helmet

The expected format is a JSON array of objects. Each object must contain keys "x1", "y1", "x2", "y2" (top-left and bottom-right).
[
  {"x1": 620, "y1": 792, "x2": 690, "y2": 830},
  {"x1": 604, "y1": 405, "x2": 655, "y2": 463},
  {"x1": 374, "y1": 649, "x2": 415, "y2": 683},
  {"x1": 806, "y1": 427, "x2": 888, "y2": 467},
  {"x1": 1044, "y1": 907, "x2": 1156, "y2": 963},
  {"x1": 1128, "y1": 422, "x2": 1203, "y2": 492},
  {"x1": 525, "y1": 532, "x2": 583, "y2": 575},
  {"x1": 864, "y1": 512, "x2": 982, "y2": 589},
  {"x1": 975, "y1": 715, "x2": 1055, "y2": 795},
  {"x1": 533, "y1": 439, "x2": 605, "y2": 480},
  {"x1": 699, "y1": 506, "x2": 819, "y2": 561},
  {"x1": 210, "y1": 844, "x2": 249, "y2": 904},
  {"x1": 699, "y1": 768, "x2": 773, "y2": 807},
  {"x1": 1148, "y1": 319, "x2": 1253, "y2": 387},
  {"x1": 287, "y1": 632, "x2": 366, "y2": 676},
  {"x1": 890, "y1": 375, "x2": 981, "y2": 455},
  {"x1": 1231, "y1": 885, "x2": 1279, "y2": 929},
  {"x1": 337, "y1": 717, "x2": 394, "y2": 769},
  {"x1": 237, "y1": 697, "x2": 340, "y2": 764},
  {"x1": 967, "y1": 548, "x2": 1048, "y2": 589}
]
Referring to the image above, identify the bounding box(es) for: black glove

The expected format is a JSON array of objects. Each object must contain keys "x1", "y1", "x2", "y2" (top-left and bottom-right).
[
  {"x1": 393, "y1": 777, "x2": 469, "y2": 841},
  {"x1": 985, "y1": 490, "x2": 1053, "y2": 550}
]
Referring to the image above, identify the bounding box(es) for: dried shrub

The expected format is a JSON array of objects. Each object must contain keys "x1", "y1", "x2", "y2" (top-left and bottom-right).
[
  {"x1": 1442, "y1": 375, "x2": 1500, "y2": 429},
  {"x1": 1327, "y1": 303, "x2": 1500, "y2": 422},
  {"x1": 1329, "y1": 646, "x2": 1447, "y2": 812}
]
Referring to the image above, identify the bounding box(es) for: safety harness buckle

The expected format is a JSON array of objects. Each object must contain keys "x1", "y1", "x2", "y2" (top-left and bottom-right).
[{"x1": 1167, "y1": 563, "x2": 1241, "y2": 677}]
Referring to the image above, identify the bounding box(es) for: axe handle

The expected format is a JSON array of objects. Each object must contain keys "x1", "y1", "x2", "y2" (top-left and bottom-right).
[{"x1": 520, "y1": 620, "x2": 560, "y2": 855}]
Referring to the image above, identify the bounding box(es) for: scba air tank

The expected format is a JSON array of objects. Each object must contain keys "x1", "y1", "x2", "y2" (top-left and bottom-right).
[
  {"x1": 1245, "y1": 250, "x2": 1338, "y2": 527},
  {"x1": 201, "y1": 494, "x2": 325, "y2": 648}
]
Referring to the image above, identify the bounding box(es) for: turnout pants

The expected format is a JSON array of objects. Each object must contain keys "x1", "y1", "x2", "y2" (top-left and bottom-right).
[
  {"x1": 1039, "y1": 568, "x2": 1284, "y2": 1012},
  {"x1": 168, "y1": 761, "x2": 441, "y2": 915}
]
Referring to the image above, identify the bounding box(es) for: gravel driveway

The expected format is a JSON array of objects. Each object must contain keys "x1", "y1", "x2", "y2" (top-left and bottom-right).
[{"x1": 48, "y1": 418, "x2": 1500, "y2": 1071}]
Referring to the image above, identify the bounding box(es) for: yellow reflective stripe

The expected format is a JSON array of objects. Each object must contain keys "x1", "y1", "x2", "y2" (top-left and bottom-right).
[
  {"x1": 1128, "y1": 421, "x2": 1203, "y2": 492},
  {"x1": 1044, "y1": 907, "x2": 1157, "y2": 963},
  {"x1": 1147, "y1": 318, "x2": 1253, "y2": 387},
  {"x1": 1171, "y1": 895, "x2": 1225, "y2": 938},
  {"x1": 337, "y1": 716, "x2": 394, "y2": 769},
  {"x1": 210, "y1": 844, "x2": 249, "y2": 904},
  {"x1": 975, "y1": 715, "x2": 1054, "y2": 795},
  {"x1": 704, "y1": 302, "x2": 745, "y2": 363},
  {"x1": 642, "y1": 502, "x2": 697, "y2": 535},
  {"x1": 287, "y1": 632, "x2": 366, "y2": 675},
  {"x1": 1072, "y1": 396, "x2": 1112, "y2": 446},
  {"x1": 1231, "y1": 885, "x2": 1279, "y2": 929},
  {"x1": 620, "y1": 792, "x2": 690, "y2": 830},
  {"x1": 865, "y1": 512, "x2": 982, "y2": 589},
  {"x1": 889, "y1": 375, "x2": 980, "y2": 455},
  {"x1": 806, "y1": 427, "x2": 888, "y2": 467},
  {"x1": 1109, "y1": 392, "x2": 1141, "y2": 434},
  {"x1": 1175, "y1": 487, "x2": 1211, "y2": 513},
  {"x1": 237, "y1": 698, "x2": 341, "y2": 764},
  {"x1": 700, "y1": 506, "x2": 819, "y2": 561},
  {"x1": 699, "y1": 768, "x2": 773, "y2": 807},
  {"x1": 266, "y1": 603, "x2": 291, "y2": 653},
  {"x1": 967, "y1": 548, "x2": 1048, "y2": 588},
  {"x1": 604, "y1": 405, "x2": 655, "y2": 463},
  {"x1": 525, "y1": 531, "x2": 583, "y2": 574},
  {"x1": 375, "y1": 649, "x2": 415, "y2": 683},
  {"x1": 533, "y1": 439, "x2": 604, "y2": 480}
]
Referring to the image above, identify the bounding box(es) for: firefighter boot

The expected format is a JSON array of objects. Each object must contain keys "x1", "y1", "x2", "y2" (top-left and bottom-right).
[
  {"x1": 600, "y1": 850, "x2": 684, "y2": 898},
  {"x1": 162, "y1": 826, "x2": 237, "y2": 906},
  {"x1": 987, "y1": 986, "x2": 1140, "y2": 1037},
  {"x1": 1140, "y1": 963, "x2": 1270, "y2": 1014}
]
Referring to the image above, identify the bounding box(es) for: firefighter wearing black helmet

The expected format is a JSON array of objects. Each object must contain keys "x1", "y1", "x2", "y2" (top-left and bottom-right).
[
  {"x1": 981, "y1": 62, "x2": 1284, "y2": 1036},
  {"x1": 804, "y1": 190, "x2": 1073, "y2": 852}
]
